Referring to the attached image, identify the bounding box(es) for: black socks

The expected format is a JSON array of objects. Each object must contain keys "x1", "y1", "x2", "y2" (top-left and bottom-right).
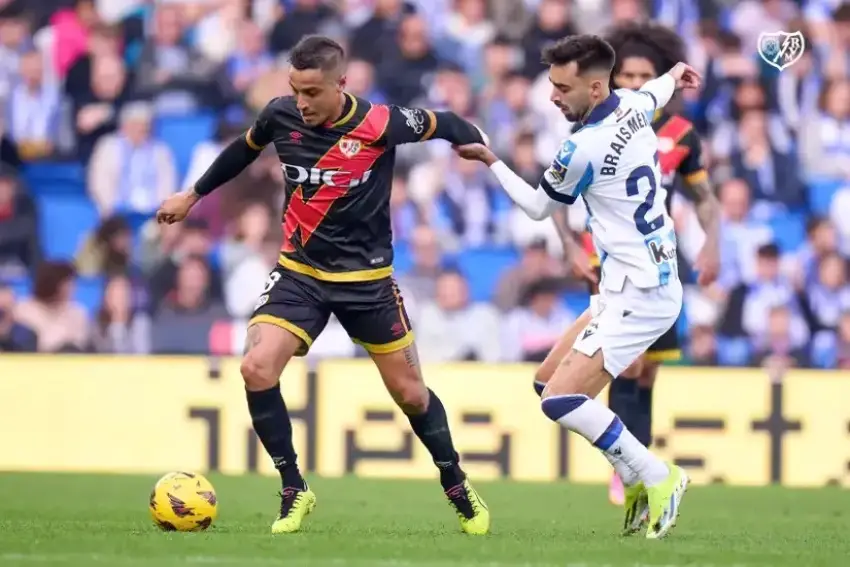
[
  {"x1": 246, "y1": 385, "x2": 305, "y2": 489},
  {"x1": 634, "y1": 385, "x2": 654, "y2": 447},
  {"x1": 406, "y1": 389, "x2": 465, "y2": 488}
]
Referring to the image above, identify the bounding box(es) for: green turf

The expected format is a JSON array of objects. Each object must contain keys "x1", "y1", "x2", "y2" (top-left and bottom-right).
[{"x1": 1, "y1": 472, "x2": 848, "y2": 567}]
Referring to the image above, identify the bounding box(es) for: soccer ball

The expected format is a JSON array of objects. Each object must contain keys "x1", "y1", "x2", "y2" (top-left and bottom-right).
[{"x1": 149, "y1": 472, "x2": 218, "y2": 532}]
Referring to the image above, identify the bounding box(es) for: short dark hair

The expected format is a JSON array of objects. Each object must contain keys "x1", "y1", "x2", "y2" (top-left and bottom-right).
[
  {"x1": 33, "y1": 261, "x2": 75, "y2": 302},
  {"x1": 541, "y1": 35, "x2": 616, "y2": 75},
  {"x1": 289, "y1": 35, "x2": 345, "y2": 73},
  {"x1": 757, "y1": 243, "x2": 780, "y2": 259},
  {"x1": 604, "y1": 22, "x2": 686, "y2": 78}
]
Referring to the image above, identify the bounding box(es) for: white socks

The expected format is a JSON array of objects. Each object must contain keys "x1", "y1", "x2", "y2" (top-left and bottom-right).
[{"x1": 541, "y1": 394, "x2": 669, "y2": 487}]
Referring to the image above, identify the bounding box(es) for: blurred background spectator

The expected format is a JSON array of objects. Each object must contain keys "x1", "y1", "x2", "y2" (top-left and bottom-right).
[{"x1": 0, "y1": 0, "x2": 846, "y2": 368}]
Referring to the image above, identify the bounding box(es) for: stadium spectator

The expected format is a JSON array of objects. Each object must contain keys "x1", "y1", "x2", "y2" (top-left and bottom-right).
[
  {"x1": 71, "y1": 53, "x2": 130, "y2": 161},
  {"x1": 800, "y1": 78, "x2": 850, "y2": 180},
  {"x1": 6, "y1": 49, "x2": 61, "y2": 160},
  {"x1": 501, "y1": 277, "x2": 575, "y2": 363},
  {"x1": 377, "y1": 14, "x2": 439, "y2": 105},
  {"x1": 349, "y1": 0, "x2": 407, "y2": 66},
  {"x1": 799, "y1": 252, "x2": 850, "y2": 335},
  {"x1": 0, "y1": 167, "x2": 39, "y2": 279},
  {"x1": 750, "y1": 304, "x2": 810, "y2": 369},
  {"x1": 441, "y1": 0, "x2": 495, "y2": 74},
  {"x1": 227, "y1": 20, "x2": 274, "y2": 96},
  {"x1": 151, "y1": 255, "x2": 227, "y2": 354},
  {"x1": 494, "y1": 239, "x2": 563, "y2": 312},
  {"x1": 146, "y1": 218, "x2": 222, "y2": 311},
  {"x1": 792, "y1": 217, "x2": 840, "y2": 288},
  {"x1": 87, "y1": 101, "x2": 177, "y2": 217},
  {"x1": 14, "y1": 261, "x2": 89, "y2": 352},
  {"x1": 397, "y1": 225, "x2": 443, "y2": 306},
  {"x1": 415, "y1": 267, "x2": 501, "y2": 363},
  {"x1": 76, "y1": 215, "x2": 134, "y2": 277},
  {"x1": 91, "y1": 273, "x2": 150, "y2": 354},
  {"x1": 0, "y1": 8, "x2": 32, "y2": 104},
  {"x1": 220, "y1": 201, "x2": 275, "y2": 318},
  {"x1": 520, "y1": 0, "x2": 576, "y2": 79},
  {"x1": 268, "y1": 0, "x2": 336, "y2": 55},
  {"x1": 687, "y1": 324, "x2": 718, "y2": 366},
  {"x1": 389, "y1": 174, "x2": 421, "y2": 244},
  {"x1": 48, "y1": 0, "x2": 100, "y2": 80},
  {"x1": 64, "y1": 23, "x2": 124, "y2": 105},
  {"x1": 0, "y1": 283, "x2": 36, "y2": 352},
  {"x1": 716, "y1": 178, "x2": 773, "y2": 292},
  {"x1": 134, "y1": 4, "x2": 219, "y2": 115},
  {"x1": 344, "y1": 58, "x2": 385, "y2": 103}
]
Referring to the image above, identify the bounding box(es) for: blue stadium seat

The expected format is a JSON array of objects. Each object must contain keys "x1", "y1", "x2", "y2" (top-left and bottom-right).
[
  {"x1": 715, "y1": 336, "x2": 752, "y2": 366},
  {"x1": 768, "y1": 211, "x2": 806, "y2": 253},
  {"x1": 808, "y1": 179, "x2": 843, "y2": 216},
  {"x1": 154, "y1": 112, "x2": 217, "y2": 182},
  {"x1": 3, "y1": 275, "x2": 32, "y2": 299},
  {"x1": 36, "y1": 194, "x2": 99, "y2": 261},
  {"x1": 74, "y1": 277, "x2": 105, "y2": 315},
  {"x1": 393, "y1": 241, "x2": 412, "y2": 274},
  {"x1": 562, "y1": 290, "x2": 589, "y2": 315},
  {"x1": 456, "y1": 246, "x2": 519, "y2": 302},
  {"x1": 22, "y1": 162, "x2": 86, "y2": 196}
]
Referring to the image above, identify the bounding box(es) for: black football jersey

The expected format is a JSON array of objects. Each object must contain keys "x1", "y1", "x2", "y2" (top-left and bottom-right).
[{"x1": 247, "y1": 93, "x2": 447, "y2": 282}]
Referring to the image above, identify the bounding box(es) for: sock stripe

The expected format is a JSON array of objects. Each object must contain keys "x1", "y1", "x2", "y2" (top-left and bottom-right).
[
  {"x1": 533, "y1": 381, "x2": 546, "y2": 397},
  {"x1": 541, "y1": 394, "x2": 589, "y2": 421},
  {"x1": 594, "y1": 416, "x2": 624, "y2": 451}
]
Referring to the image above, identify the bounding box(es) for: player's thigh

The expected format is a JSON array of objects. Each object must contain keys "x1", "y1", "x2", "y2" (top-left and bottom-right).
[
  {"x1": 536, "y1": 307, "x2": 592, "y2": 384},
  {"x1": 564, "y1": 282, "x2": 681, "y2": 395},
  {"x1": 332, "y1": 278, "x2": 426, "y2": 411},
  {"x1": 640, "y1": 317, "x2": 683, "y2": 387},
  {"x1": 243, "y1": 267, "x2": 331, "y2": 388}
]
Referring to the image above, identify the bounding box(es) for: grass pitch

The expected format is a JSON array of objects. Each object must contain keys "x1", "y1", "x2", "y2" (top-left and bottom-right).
[{"x1": 1, "y1": 472, "x2": 848, "y2": 567}]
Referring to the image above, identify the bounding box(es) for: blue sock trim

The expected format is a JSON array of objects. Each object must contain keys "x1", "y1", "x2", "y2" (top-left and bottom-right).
[
  {"x1": 533, "y1": 381, "x2": 546, "y2": 397},
  {"x1": 594, "y1": 416, "x2": 624, "y2": 451},
  {"x1": 541, "y1": 394, "x2": 589, "y2": 421}
]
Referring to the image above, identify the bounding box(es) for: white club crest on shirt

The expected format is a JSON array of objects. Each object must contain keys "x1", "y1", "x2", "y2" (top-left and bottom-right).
[
  {"x1": 757, "y1": 31, "x2": 805, "y2": 72},
  {"x1": 339, "y1": 137, "x2": 362, "y2": 158}
]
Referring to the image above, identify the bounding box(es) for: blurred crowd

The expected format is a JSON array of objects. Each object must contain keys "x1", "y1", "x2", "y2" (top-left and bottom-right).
[{"x1": 0, "y1": 0, "x2": 848, "y2": 370}]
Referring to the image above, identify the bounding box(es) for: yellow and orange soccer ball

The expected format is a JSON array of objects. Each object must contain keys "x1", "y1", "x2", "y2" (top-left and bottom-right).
[{"x1": 149, "y1": 472, "x2": 218, "y2": 532}]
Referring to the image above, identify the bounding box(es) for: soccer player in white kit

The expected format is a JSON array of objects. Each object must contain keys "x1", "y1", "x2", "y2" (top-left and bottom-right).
[{"x1": 453, "y1": 35, "x2": 701, "y2": 539}]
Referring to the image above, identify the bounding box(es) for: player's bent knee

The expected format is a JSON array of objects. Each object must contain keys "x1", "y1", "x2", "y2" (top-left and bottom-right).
[
  {"x1": 240, "y1": 353, "x2": 279, "y2": 391},
  {"x1": 389, "y1": 377, "x2": 429, "y2": 414}
]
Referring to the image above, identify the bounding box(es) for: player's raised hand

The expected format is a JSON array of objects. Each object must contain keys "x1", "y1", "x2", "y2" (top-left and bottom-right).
[
  {"x1": 694, "y1": 243, "x2": 719, "y2": 287},
  {"x1": 668, "y1": 62, "x2": 701, "y2": 91},
  {"x1": 156, "y1": 189, "x2": 200, "y2": 225},
  {"x1": 452, "y1": 143, "x2": 498, "y2": 166}
]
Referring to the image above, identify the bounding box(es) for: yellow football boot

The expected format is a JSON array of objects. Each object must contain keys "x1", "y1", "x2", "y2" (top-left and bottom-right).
[
  {"x1": 271, "y1": 485, "x2": 317, "y2": 534},
  {"x1": 622, "y1": 481, "x2": 649, "y2": 536},
  {"x1": 645, "y1": 464, "x2": 689, "y2": 540},
  {"x1": 445, "y1": 479, "x2": 490, "y2": 535}
]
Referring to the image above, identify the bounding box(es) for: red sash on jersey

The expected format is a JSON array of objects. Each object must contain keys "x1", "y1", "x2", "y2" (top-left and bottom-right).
[{"x1": 655, "y1": 115, "x2": 693, "y2": 176}]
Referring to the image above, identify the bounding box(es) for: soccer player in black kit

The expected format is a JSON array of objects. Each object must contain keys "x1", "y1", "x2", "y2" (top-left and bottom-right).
[
  {"x1": 156, "y1": 35, "x2": 490, "y2": 535},
  {"x1": 535, "y1": 23, "x2": 721, "y2": 510}
]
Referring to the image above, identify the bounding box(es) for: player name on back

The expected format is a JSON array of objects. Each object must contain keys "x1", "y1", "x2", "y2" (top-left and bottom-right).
[{"x1": 600, "y1": 108, "x2": 651, "y2": 177}]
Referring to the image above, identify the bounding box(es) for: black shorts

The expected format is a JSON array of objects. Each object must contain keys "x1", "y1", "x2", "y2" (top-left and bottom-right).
[{"x1": 249, "y1": 265, "x2": 413, "y2": 356}]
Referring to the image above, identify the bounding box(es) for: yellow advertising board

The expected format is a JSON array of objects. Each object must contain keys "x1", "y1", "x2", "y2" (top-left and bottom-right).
[{"x1": 1, "y1": 356, "x2": 849, "y2": 487}]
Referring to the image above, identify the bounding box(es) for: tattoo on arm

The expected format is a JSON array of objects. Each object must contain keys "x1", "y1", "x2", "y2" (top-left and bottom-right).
[{"x1": 243, "y1": 325, "x2": 262, "y2": 355}]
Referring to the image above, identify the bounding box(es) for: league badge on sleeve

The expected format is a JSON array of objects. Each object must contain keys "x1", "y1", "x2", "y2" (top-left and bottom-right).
[{"x1": 757, "y1": 31, "x2": 805, "y2": 71}]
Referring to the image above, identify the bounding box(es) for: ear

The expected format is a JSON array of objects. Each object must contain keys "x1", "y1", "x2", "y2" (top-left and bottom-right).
[{"x1": 338, "y1": 75, "x2": 347, "y2": 91}]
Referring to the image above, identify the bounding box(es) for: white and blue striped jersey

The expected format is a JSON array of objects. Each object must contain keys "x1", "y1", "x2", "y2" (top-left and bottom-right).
[{"x1": 488, "y1": 74, "x2": 680, "y2": 292}]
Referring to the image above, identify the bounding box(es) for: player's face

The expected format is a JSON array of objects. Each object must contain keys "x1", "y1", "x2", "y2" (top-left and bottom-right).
[
  {"x1": 614, "y1": 57, "x2": 657, "y2": 90},
  {"x1": 290, "y1": 67, "x2": 346, "y2": 127},
  {"x1": 548, "y1": 62, "x2": 604, "y2": 122}
]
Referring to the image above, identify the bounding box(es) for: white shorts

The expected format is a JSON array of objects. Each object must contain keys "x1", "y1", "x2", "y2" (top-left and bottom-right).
[{"x1": 576, "y1": 279, "x2": 683, "y2": 378}]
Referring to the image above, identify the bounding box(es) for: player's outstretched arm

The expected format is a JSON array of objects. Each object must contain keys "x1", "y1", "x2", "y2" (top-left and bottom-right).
[
  {"x1": 635, "y1": 62, "x2": 701, "y2": 115},
  {"x1": 384, "y1": 106, "x2": 488, "y2": 148},
  {"x1": 454, "y1": 139, "x2": 591, "y2": 221},
  {"x1": 157, "y1": 102, "x2": 276, "y2": 224}
]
